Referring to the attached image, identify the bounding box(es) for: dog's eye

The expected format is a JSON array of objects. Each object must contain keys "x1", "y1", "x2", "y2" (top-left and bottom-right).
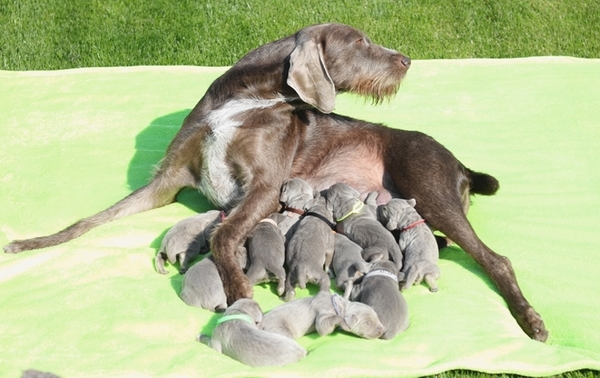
[{"x1": 355, "y1": 38, "x2": 364, "y2": 46}]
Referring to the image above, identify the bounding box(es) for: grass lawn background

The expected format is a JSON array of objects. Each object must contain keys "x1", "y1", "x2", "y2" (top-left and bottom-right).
[{"x1": 2, "y1": 1, "x2": 599, "y2": 377}]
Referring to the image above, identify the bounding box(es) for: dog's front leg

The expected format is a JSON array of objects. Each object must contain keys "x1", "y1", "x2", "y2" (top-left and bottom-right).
[
  {"x1": 211, "y1": 126, "x2": 294, "y2": 303},
  {"x1": 212, "y1": 183, "x2": 281, "y2": 304}
]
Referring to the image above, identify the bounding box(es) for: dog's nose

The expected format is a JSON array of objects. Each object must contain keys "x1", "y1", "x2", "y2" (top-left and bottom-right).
[{"x1": 401, "y1": 56, "x2": 411, "y2": 67}]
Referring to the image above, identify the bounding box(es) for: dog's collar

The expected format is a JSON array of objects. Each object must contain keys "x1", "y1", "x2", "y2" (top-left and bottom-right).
[
  {"x1": 336, "y1": 201, "x2": 364, "y2": 223},
  {"x1": 259, "y1": 218, "x2": 278, "y2": 228},
  {"x1": 282, "y1": 206, "x2": 305, "y2": 217},
  {"x1": 364, "y1": 269, "x2": 398, "y2": 282},
  {"x1": 216, "y1": 314, "x2": 254, "y2": 325},
  {"x1": 400, "y1": 219, "x2": 426, "y2": 232},
  {"x1": 331, "y1": 294, "x2": 344, "y2": 317},
  {"x1": 303, "y1": 211, "x2": 336, "y2": 230}
]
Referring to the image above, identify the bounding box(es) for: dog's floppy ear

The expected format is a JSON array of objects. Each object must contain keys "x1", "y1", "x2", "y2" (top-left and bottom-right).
[{"x1": 287, "y1": 36, "x2": 336, "y2": 113}]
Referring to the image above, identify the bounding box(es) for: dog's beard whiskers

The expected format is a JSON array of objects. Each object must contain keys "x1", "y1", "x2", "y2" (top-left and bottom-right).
[{"x1": 349, "y1": 75, "x2": 402, "y2": 104}]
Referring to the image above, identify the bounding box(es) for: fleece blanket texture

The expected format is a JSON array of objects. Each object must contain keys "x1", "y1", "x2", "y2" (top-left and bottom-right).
[{"x1": 1, "y1": 58, "x2": 599, "y2": 378}]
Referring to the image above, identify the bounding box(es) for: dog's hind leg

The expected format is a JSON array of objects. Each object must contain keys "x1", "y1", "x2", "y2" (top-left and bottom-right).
[
  {"x1": 395, "y1": 174, "x2": 547, "y2": 341},
  {"x1": 432, "y1": 210, "x2": 547, "y2": 341},
  {"x1": 4, "y1": 171, "x2": 188, "y2": 253}
]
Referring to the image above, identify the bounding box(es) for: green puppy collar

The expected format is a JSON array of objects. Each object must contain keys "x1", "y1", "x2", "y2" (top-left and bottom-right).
[
  {"x1": 336, "y1": 201, "x2": 364, "y2": 222},
  {"x1": 216, "y1": 313, "x2": 255, "y2": 325}
]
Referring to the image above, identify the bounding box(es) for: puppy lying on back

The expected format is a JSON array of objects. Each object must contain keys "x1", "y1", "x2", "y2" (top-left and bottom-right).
[
  {"x1": 378, "y1": 198, "x2": 441, "y2": 292},
  {"x1": 260, "y1": 291, "x2": 384, "y2": 339},
  {"x1": 155, "y1": 210, "x2": 223, "y2": 274},
  {"x1": 327, "y1": 183, "x2": 403, "y2": 270},
  {"x1": 332, "y1": 233, "x2": 371, "y2": 298},
  {"x1": 199, "y1": 299, "x2": 307, "y2": 367},
  {"x1": 180, "y1": 247, "x2": 247, "y2": 312},
  {"x1": 245, "y1": 214, "x2": 287, "y2": 296},
  {"x1": 283, "y1": 195, "x2": 335, "y2": 301},
  {"x1": 349, "y1": 260, "x2": 410, "y2": 340}
]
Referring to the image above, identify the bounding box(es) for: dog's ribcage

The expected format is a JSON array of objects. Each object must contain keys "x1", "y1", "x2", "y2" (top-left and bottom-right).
[{"x1": 199, "y1": 98, "x2": 285, "y2": 208}]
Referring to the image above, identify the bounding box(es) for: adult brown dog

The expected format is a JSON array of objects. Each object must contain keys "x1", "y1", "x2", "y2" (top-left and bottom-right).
[{"x1": 3, "y1": 23, "x2": 547, "y2": 341}]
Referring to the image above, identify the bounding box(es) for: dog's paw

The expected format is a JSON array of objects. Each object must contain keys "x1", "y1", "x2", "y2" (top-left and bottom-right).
[
  {"x1": 519, "y1": 306, "x2": 548, "y2": 342},
  {"x1": 224, "y1": 273, "x2": 253, "y2": 306}
]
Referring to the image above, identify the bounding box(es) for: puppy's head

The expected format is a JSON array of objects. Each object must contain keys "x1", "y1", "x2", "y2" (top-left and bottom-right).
[
  {"x1": 326, "y1": 183, "x2": 361, "y2": 221},
  {"x1": 280, "y1": 178, "x2": 314, "y2": 208},
  {"x1": 340, "y1": 299, "x2": 385, "y2": 339},
  {"x1": 226, "y1": 298, "x2": 263, "y2": 325},
  {"x1": 377, "y1": 198, "x2": 417, "y2": 230}
]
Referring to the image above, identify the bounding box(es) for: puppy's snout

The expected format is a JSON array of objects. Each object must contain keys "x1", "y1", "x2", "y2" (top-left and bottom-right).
[{"x1": 401, "y1": 56, "x2": 411, "y2": 67}]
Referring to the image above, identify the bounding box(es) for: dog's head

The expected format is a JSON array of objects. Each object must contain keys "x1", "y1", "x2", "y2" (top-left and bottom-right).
[{"x1": 287, "y1": 23, "x2": 410, "y2": 113}]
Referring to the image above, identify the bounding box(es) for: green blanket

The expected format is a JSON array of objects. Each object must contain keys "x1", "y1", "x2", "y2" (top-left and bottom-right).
[{"x1": 1, "y1": 58, "x2": 599, "y2": 377}]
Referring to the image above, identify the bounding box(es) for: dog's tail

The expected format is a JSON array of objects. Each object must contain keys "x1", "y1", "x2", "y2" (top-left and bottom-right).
[
  {"x1": 466, "y1": 168, "x2": 500, "y2": 196},
  {"x1": 4, "y1": 176, "x2": 183, "y2": 254}
]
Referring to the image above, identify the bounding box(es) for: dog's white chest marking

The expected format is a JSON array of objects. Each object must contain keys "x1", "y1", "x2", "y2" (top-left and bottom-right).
[{"x1": 199, "y1": 98, "x2": 284, "y2": 208}]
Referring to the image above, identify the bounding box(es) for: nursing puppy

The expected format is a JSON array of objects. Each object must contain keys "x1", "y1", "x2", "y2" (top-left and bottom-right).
[
  {"x1": 332, "y1": 233, "x2": 371, "y2": 298},
  {"x1": 180, "y1": 248, "x2": 247, "y2": 312},
  {"x1": 379, "y1": 198, "x2": 441, "y2": 292},
  {"x1": 245, "y1": 214, "x2": 287, "y2": 296},
  {"x1": 327, "y1": 183, "x2": 403, "y2": 270},
  {"x1": 283, "y1": 195, "x2": 335, "y2": 301},
  {"x1": 349, "y1": 260, "x2": 410, "y2": 339},
  {"x1": 260, "y1": 291, "x2": 384, "y2": 339},
  {"x1": 155, "y1": 210, "x2": 222, "y2": 274},
  {"x1": 277, "y1": 178, "x2": 317, "y2": 236},
  {"x1": 199, "y1": 298, "x2": 307, "y2": 367}
]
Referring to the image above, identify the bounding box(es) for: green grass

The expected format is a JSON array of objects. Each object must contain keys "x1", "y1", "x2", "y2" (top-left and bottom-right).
[
  {"x1": 1, "y1": 0, "x2": 599, "y2": 70},
  {"x1": 1, "y1": 1, "x2": 599, "y2": 377}
]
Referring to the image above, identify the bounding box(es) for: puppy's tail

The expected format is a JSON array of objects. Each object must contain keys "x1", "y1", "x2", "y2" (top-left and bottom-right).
[
  {"x1": 4, "y1": 174, "x2": 184, "y2": 253},
  {"x1": 466, "y1": 168, "x2": 499, "y2": 196}
]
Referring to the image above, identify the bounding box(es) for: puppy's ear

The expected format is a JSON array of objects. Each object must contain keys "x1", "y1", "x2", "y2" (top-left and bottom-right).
[
  {"x1": 341, "y1": 313, "x2": 359, "y2": 332},
  {"x1": 316, "y1": 314, "x2": 342, "y2": 336},
  {"x1": 407, "y1": 198, "x2": 417, "y2": 207},
  {"x1": 287, "y1": 35, "x2": 336, "y2": 113}
]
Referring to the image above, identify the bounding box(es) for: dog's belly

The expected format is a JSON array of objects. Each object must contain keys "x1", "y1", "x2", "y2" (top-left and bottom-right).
[{"x1": 295, "y1": 145, "x2": 394, "y2": 205}]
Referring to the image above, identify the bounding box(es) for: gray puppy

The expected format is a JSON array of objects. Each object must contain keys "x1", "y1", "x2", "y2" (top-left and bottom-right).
[
  {"x1": 180, "y1": 247, "x2": 247, "y2": 312},
  {"x1": 349, "y1": 260, "x2": 410, "y2": 340},
  {"x1": 327, "y1": 183, "x2": 403, "y2": 270},
  {"x1": 283, "y1": 195, "x2": 335, "y2": 301},
  {"x1": 332, "y1": 233, "x2": 371, "y2": 298},
  {"x1": 245, "y1": 214, "x2": 287, "y2": 296},
  {"x1": 155, "y1": 210, "x2": 223, "y2": 274},
  {"x1": 260, "y1": 291, "x2": 384, "y2": 339},
  {"x1": 199, "y1": 298, "x2": 307, "y2": 367},
  {"x1": 278, "y1": 177, "x2": 317, "y2": 236},
  {"x1": 378, "y1": 198, "x2": 441, "y2": 292}
]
